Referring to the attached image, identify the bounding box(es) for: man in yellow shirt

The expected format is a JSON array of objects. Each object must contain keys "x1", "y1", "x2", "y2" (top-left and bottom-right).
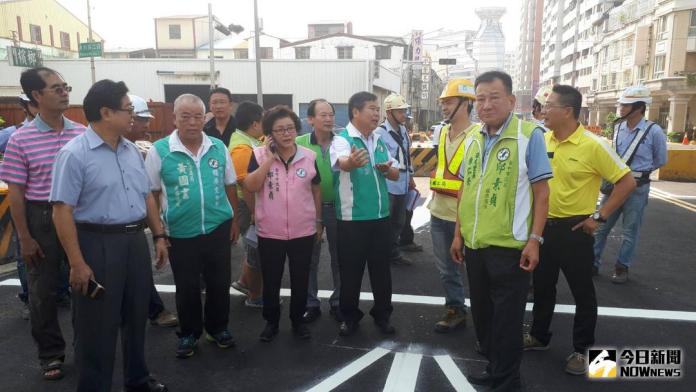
[{"x1": 524, "y1": 85, "x2": 636, "y2": 375}]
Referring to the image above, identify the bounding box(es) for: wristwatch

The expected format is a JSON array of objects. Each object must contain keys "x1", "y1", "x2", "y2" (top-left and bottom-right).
[
  {"x1": 591, "y1": 211, "x2": 606, "y2": 223},
  {"x1": 529, "y1": 233, "x2": 544, "y2": 245}
]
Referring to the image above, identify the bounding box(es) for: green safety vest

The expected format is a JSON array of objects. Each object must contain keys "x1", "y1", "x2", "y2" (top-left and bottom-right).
[
  {"x1": 296, "y1": 132, "x2": 335, "y2": 202},
  {"x1": 154, "y1": 135, "x2": 233, "y2": 238},
  {"x1": 458, "y1": 116, "x2": 536, "y2": 250},
  {"x1": 228, "y1": 130, "x2": 262, "y2": 198},
  {"x1": 333, "y1": 129, "x2": 391, "y2": 221}
]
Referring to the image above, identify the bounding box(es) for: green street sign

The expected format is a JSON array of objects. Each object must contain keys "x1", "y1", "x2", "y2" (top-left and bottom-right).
[
  {"x1": 7, "y1": 46, "x2": 43, "y2": 67},
  {"x1": 79, "y1": 41, "x2": 103, "y2": 58}
]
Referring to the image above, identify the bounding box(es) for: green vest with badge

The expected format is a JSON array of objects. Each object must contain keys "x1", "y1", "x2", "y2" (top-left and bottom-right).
[
  {"x1": 154, "y1": 136, "x2": 233, "y2": 238},
  {"x1": 296, "y1": 132, "x2": 335, "y2": 202},
  {"x1": 333, "y1": 129, "x2": 390, "y2": 221},
  {"x1": 458, "y1": 116, "x2": 536, "y2": 250}
]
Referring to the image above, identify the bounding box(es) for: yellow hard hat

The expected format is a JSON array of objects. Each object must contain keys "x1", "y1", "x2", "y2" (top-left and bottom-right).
[
  {"x1": 384, "y1": 93, "x2": 410, "y2": 111},
  {"x1": 439, "y1": 78, "x2": 476, "y2": 100},
  {"x1": 534, "y1": 85, "x2": 553, "y2": 106}
]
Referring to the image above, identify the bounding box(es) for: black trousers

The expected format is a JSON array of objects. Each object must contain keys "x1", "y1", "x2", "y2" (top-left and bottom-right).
[
  {"x1": 531, "y1": 219, "x2": 597, "y2": 353},
  {"x1": 169, "y1": 220, "x2": 232, "y2": 338},
  {"x1": 388, "y1": 194, "x2": 407, "y2": 261},
  {"x1": 74, "y1": 229, "x2": 152, "y2": 392},
  {"x1": 337, "y1": 218, "x2": 393, "y2": 324},
  {"x1": 25, "y1": 202, "x2": 66, "y2": 366},
  {"x1": 466, "y1": 246, "x2": 528, "y2": 392},
  {"x1": 257, "y1": 234, "x2": 314, "y2": 325},
  {"x1": 399, "y1": 208, "x2": 415, "y2": 245}
]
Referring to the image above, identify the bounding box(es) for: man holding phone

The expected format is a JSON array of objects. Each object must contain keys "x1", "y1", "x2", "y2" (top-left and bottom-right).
[
  {"x1": 51, "y1": 80, "x2": 168, "y2": 392},
  {"x1": 330, "y1": 91, "x2": 400, "y2": 337}
]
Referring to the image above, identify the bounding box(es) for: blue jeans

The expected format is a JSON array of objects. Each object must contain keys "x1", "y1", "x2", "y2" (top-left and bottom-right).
[
  {"x1": 430, "y1": 216, "x2": 467, "y2": 311},
  {"x1": 306, "y1": 203, "x2": 340, "y2": 308},
  {"x1": 594, "y1": 183, "x2": 650, "y2": 268}
]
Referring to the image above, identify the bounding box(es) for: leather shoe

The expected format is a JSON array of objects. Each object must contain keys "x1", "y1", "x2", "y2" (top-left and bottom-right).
[
  {"x1": 375, "y1": 320, "x2": 396, "y2": 335},
  {"x1": 339, "y1": 321, "x2": 359, "y2": 336},
  {"x1": 125, "y1": 378, "x2": 168, "y2": 392},
  {"x1": 329, "y1": 306, "x2": 343, "y2": 322},
  {"x1": 292, "y1": 323, "x2": 311, "y2": 340},
  {"x1": 466, "y1": 371, "x2": 493, "y2": 386},
  {"x1": 302, "y1": 307, "x2": 321, "y2": 323}
]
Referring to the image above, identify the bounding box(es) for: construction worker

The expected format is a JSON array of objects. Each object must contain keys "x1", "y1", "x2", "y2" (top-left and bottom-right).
[
  {"x1": 451, "y1": 71, "x2": 552, "y2": 390},
  {"x1": 124, "y1": 94, "x2": 179, "y2": 329},
  {"x1": 532, "y1": 85, "x2": 552, "y2": 129},
  {"x1": 524, "y1": 85, "x2": 636, "y2": 375},
  {"x1": 593, "y1": 85, "x2": 667, "y2": 283},
  {"x1": 375, "y1": 93, "x2": 415, "y2": 266},
  {"x1": 427, "y1": 79, "x2": 479, "y2": 333}
]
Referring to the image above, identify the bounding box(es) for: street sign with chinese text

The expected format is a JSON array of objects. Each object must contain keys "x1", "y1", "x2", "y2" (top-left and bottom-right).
[
  {"x1": 411, "y1": 30, "x2": 423, "y2": 61},
  {"x1": 439, "y1": 58, "x2": 456, "y2": 65},
  {"x1": 79, "y1": 42, "x2": 103, "y2": 58},
  {"x1": 7, "y1": 46, "x2": 43, "y2": 67}
]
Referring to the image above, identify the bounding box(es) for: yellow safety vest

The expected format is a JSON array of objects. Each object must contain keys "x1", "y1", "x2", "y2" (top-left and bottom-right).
[{"x1": 429, "y1": 123, "x2": 472, "y2": 197}]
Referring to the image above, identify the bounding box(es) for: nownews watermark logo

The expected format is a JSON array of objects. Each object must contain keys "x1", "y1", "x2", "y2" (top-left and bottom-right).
[{"x1": 588, "y1": 347, "x2": 683, "y2": 380}]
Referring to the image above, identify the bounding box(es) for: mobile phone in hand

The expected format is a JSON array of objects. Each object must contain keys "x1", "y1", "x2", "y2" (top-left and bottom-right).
[{"x1": 86, "y1": 278, "x2": 105, "y2": 300}]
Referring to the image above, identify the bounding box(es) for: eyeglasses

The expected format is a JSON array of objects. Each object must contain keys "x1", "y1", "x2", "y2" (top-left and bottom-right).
[
  {"x1": 114, "y1": 106, "x2": 135, "y2": 115},
  {"x1": 43, "y1": 85, "x2": 72, "y2": 95},
  {"x1": 272, "y1": 125, "x2": 297, "y2": 135}
]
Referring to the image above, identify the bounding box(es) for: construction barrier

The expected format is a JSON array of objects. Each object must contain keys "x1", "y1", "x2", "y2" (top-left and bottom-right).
[
  {"x1": 410, "y1": 146, "x2": 437, "y2": 177},
  {"x1": 659, "y1": 147, "x2": 696, "y2": 182},
  {"x1": 0, "y1": 187, "x2": 15, "y2": 262}
]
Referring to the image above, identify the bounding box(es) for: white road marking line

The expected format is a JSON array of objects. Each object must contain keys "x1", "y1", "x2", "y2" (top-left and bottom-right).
[
  {"x1": 305, "y1": 347, "x2": 391, "y2": 392},
  {"x1": 434, "y1": 355, "x2": 476, "y2": 392},
  {"x1": 1, "y1": 279, "x2": 694, "y2": 322},
  {"x1": 650, "y1": 189, "x2": 696, "y2": 212},
  {"x1": 383, "y1": 352, "x2": 423, "y2": 392}
]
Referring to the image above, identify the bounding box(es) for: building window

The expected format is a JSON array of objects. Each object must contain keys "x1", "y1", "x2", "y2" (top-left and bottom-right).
[
  {"x1": 295, "y1": 46, "x2": 310, "y2": 59},
  {"x1": 258, "y1": 47, "x2": 273, "y2": 59},
  {"x1": 337, "y1": 46, "x2": 353, "y2": 59},
  {"x1": 233, "y1": 48, "x2": 249, "y2": 59},
  {"x1": 690, "y1": 10, "x2": 696, "y2": 36},
  {"x1": 600, "y1": 74, "x2": 608, "y2": 90},
  {"x1": 637, "y1": 65, "x2": 647, "y2": 82},
  {"x1": 653, "y1": 55, "x2": 665, "y2": 79},
  {"x1": 375, "y1": 45, "x2": 391, "y2": 60},
  {"x1": 29, "y1": 24, "x2": 42, "y2": 44},
  {"x1": 623, "y1": 70, "x2": 632, "y2": 87},
  {"x1": 656, "y1": 15, "x2": 668, "y2": 40},
  {"x1": 60, "y1": 32, "x2": 70, "y2": 49},
  {"x1": 169, "y1": 24, "x2": 181, "y2": 40}
]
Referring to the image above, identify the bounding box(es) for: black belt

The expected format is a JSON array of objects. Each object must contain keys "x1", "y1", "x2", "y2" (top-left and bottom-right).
[
  {"x1": 26, "y1": 200, "x2": 51, "y2": 208},
  {"x1": 546, "y1": 215, "x2": 586, "y2": 227},
  {"x1": 76, "y1": 220, "x2": 146, "y2": 234},
  {"x1": 322, "y1": 202, "x2": 335, "y2": 206}
]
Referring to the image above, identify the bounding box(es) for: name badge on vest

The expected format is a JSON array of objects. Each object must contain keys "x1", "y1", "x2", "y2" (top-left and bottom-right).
[
  {"x1": 296, "y1": 168, "x2": 307, "y2": 178},
  {"x1": 208, "y1": 158, "x2": 219, "y2": 169},
  {"x1": 497, "y1": 148, "x2": 511, "y2": 161}
]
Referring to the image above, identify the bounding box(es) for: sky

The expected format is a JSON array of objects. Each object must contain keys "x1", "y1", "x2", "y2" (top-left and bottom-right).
[{"x1": 56, "y1": 0, "x2": 521, "y2": 51}]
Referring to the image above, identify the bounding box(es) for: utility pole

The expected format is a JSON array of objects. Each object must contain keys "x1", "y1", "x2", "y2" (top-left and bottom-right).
[
  {"x1": 87, "y1": 0, "x2": 95, "y2": 84},
  {"x1": 208, "y1": 3, "x2": 216, "y2": 89},
  {"x1": 253, "y1": 0, "x2": 263, "y2": 106}
]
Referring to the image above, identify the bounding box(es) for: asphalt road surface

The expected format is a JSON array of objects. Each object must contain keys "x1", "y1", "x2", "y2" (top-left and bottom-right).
[{"x1": 0, "y1": 180, "x2": 694, "y2": 391}]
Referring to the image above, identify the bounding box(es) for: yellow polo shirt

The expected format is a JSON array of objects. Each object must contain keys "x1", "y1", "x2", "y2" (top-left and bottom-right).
[{"x1": 545, "y1": 124, "x2": 630, "y2": 218}]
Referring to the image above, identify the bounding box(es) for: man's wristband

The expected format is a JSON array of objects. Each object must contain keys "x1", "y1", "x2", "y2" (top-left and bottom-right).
[{"x1": 153, "y1": 233, "x2": 168, "y2": 241}]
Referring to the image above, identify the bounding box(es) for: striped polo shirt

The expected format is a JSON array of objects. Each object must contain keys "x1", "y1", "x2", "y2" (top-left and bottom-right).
[{"x1": 0, "y1": 114, "x2": 85, "y2": 201}]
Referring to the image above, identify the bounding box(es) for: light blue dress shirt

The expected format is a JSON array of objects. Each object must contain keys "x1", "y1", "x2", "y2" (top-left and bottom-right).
[
  {"x1": 50, "y1": 126, "x2": 151, "y2": 224},
  {"x1": 375, "y1": 121, "x2": 411, "y2": 195},
  {"x1": 614, "y1": 118, "x2": 667, "y2": 172}
]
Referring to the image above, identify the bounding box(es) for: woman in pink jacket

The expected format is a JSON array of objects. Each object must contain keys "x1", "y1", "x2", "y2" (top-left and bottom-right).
[{"x1": 245, "y1": 106, "x2": 322, "y2": 342}]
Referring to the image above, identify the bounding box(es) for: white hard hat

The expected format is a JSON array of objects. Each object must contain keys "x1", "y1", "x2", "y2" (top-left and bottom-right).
[
  {"x1": 618, "y1": 85, "x2": 652, "y2": 105},
  {"x1": 384, "y1": 93, "x2": 410, "y2": 111},
  {"x1": 128, "y1": 94, "x2": 154, "y2": 118},
  {"x1": 534, "y1": 85, "x2": 553, "y2": 106}
]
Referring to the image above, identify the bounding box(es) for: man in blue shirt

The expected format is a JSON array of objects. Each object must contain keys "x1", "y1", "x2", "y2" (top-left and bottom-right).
[
  {"x1": 593, "y1": 85, "x2": 668, "y2": 283},
  {"x1": 375, "y1": 93, "x2": 414, "y2": 266},
  {"x1": 51, "y1": 80, "x2": 168, "y2": 392}
]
